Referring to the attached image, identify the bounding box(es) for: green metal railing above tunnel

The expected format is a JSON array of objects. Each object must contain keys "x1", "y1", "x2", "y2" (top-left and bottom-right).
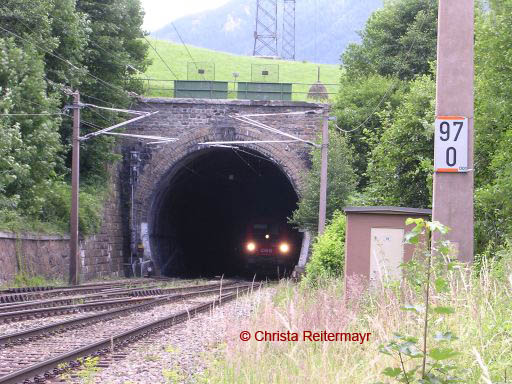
[{"x1": 135, "y1": 78, "x2": 340, "y2": 101}]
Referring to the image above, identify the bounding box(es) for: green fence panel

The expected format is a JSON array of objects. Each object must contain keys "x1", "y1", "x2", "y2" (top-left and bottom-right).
[
  {"x1": 237, "y1": 82, "x2": 292, "y2": 101},
  {"x1": 174, "y1": 80, "x2": 228, "y2": 99}
]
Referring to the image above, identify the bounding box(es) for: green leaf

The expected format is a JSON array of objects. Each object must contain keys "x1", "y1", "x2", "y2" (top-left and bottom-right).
[
  {"x1": 382, "y1": 367, "x2": 402, "y2": 377},
  {"x1": 427, "y1": 221, "x2": 450, "y2": 234},
  {"x1": 404, "y1": 231, "x2": 420, "y2": 244},
  {"x1": 406, "y1": 217, "x2": 424, "y2": 226},
  {"x1": 400, "y1": 344, "x2": 423, "y2": 358},
  {"x1": 402, "y1": 304, "x2": 425, "y2": 313},
  {"x1": 432, "y1": 306, "x2": 455, "y2": 314},
  {"x1": 434, "y1": 277, "x2": 449, "y2": 293},
  {"x1": 428, "y1": 347, "x2": 459, "y2": 361},
  {"x1": 434, "y1": 331, "x2": 458, "y2": 342}
]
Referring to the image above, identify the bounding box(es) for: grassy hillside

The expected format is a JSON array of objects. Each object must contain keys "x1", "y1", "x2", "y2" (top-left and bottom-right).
[{"x1": 140, "y1": 38, "x2": 341, "y2": 101}]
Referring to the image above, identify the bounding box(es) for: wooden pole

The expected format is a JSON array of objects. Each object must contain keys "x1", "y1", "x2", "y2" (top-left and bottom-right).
[
  {"x1": 432, "y1": 0, "x2": 474, "y2": 262},
  {"x1": 69, "y1": 91, "x2": 81, "y2": 285},
  {"x1": 318, "y1": 108, "x2": 329, "y2": 234}
]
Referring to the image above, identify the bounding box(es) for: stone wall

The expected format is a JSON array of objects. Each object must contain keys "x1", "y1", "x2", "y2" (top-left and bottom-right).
[
  {"x1": 127, "y1": 98, "x2": 326, "y2": 268},
  {"x1": 0, "y1": 161, "x2": 128, "y2": 285},
  {"x1": 79, "y1": 160, "x2": 128, "y2": 280},
  {"x1": 0, "y1": 232, "x2": 70, "y2": 284}
]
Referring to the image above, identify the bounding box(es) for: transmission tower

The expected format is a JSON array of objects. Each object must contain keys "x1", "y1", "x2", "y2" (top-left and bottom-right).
[
  {"x1": 282, "y1": 0, "x2": 296, "y2": 60},
  {"x1": 253, "y1": 0, "x2": 278, "y2": 57}
]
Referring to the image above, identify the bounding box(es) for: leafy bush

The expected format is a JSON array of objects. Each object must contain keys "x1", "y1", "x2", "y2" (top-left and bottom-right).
[
  {"x1": 290, "y1": 131, "x2": 356, "y2": 231},
  {"x1": 43, "y1": 182, "x2": 105, "y2": 236},
  {"x1": 0, "y1": 181, "x2": 105, "y2": 236},
  {"x1": 303, "y1": 211, "x2": 346, "y2": 284}
]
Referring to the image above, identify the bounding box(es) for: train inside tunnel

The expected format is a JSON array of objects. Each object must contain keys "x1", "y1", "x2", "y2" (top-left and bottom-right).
[{"x1": 148, "y1": 147, "x2": 302, "y2": 279}]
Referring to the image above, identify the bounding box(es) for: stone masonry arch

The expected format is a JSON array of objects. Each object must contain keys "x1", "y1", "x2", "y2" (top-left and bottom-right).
[{"x1": 126, "y1": 98, "x2": 326, "y2": 275}]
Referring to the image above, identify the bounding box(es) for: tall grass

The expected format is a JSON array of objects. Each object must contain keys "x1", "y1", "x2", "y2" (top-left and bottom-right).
[{"x1": 207, "y1": 263, "x2": 512, "y2": 383}]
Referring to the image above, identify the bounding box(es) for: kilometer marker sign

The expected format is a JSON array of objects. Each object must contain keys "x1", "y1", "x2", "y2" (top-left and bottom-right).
[{"x1": 434, "y1": 116, "x2": 469, "y2": 173}]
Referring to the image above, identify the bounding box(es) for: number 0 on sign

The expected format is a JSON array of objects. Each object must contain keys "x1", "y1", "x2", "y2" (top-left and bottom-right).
[{"x1": 434, "y1": 116, "x2": 468, "y2": 172}]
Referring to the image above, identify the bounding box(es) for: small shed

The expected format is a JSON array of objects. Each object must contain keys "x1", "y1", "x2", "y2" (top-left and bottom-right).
[{"x1": 344, "y1": 206, "x2": 431, "y2": 286}]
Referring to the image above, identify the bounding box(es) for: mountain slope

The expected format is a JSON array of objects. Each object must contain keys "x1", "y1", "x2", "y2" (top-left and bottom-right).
[{"x1": 152, "y1": 0, "x2": 382, "y2": 64}]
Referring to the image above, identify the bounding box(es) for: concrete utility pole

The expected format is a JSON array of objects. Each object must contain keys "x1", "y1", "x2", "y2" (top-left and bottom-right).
[
  {"x1": 69, "y1": 91, "x2": 81, "y2": 285},
  {"x1": 318, "y1": 109, "x2": 329, "y2": 234},
  {"x1": 432, "y1": 0, "x2": 474, "y2": 262}
]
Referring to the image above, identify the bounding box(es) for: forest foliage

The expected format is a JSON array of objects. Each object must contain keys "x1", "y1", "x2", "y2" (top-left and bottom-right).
[
  {"x1": 296, "y1": 0, "x2": 512, "y2": 270},
  {"x1": 0, "y1": 0, "x2": 148, "y2": 234}
]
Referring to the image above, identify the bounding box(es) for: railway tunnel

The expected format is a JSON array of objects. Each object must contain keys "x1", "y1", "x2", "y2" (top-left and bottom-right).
[{"x1": 147, "y1": 147, "x2": 302, "y2": 279}]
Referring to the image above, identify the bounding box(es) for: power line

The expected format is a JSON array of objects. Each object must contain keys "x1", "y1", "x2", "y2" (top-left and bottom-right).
[
  {"x1": 0, "y1": 113, "x2": 64, "y2": 117},
  {"x1": 143, "y1": 36, "x2": 178, "y2": 79},
  {"x1": 171, "y1": 23, "x2": 204, "y2": 80},
  {"x1": 0, "y1": 24, "x2": 156, "y2": 112}
]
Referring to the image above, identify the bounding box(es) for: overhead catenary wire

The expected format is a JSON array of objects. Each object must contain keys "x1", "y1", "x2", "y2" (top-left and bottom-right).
[
  {"x1": 230, "y1": 115, "x2": 317, "y2": 146},
  {"x1": 198, "y1": 140, "x2": 300, "y2": 145},
  {"x1": 240, "y1": 110, "x2": 322, "y2": 117},
  {"x1": 0, "y1": 24, "x2": 157, "y2": 112},
  {"x1": 171, "y1": 22, "x2": 205, "y2": 81},
  {"x1": 79, "y1": 111, "x2": 159, "y2": 141},
  {"x1": 0, "y1": 113, "x2": 64, "y2": 117},
  {"x1": 143, "y1": 36, "x2": 179, "y2": 79}
]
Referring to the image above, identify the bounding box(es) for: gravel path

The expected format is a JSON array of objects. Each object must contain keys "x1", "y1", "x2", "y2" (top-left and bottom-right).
[{"x1": 64, "y1": 286, "x2": 271, "y2": 384}]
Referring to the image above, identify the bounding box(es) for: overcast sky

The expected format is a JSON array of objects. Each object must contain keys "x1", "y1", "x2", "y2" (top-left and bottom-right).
[{"x1": 141, "y1": 0, "x2": 231, "y2": 31}]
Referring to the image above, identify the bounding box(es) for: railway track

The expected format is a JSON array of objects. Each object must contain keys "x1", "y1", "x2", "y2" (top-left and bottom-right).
[
  {"x1": 0, "y1": 278, "x2": 184, "y2": 304},
  {"x1": 0, "y1": 280, "x2": 239, "y2": 315},
  {"x1": 0, "y1": 281, "x2": 242, "y2": 323},
  {"x1": 0, "y1": 283, "x2": 256, "y2": 384}
]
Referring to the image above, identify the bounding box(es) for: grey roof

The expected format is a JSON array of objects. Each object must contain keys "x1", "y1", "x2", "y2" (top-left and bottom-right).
[{"x1": 343, "y1": 206, "x2": 432, "y2": 215}]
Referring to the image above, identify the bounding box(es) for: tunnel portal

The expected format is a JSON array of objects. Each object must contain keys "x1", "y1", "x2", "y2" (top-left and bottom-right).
[{"x1": 149, "y1": 147, "x2": 301, "y2": 279}]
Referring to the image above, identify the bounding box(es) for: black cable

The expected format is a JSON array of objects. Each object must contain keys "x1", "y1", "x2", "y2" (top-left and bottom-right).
[{"x1": 143, "y1": 36, "x2": 179, "y2": 79}]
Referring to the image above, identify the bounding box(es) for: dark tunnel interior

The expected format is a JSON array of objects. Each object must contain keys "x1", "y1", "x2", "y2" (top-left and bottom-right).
[{"x1": 150, "y1": 148, "x2": 302, "y2": 279}]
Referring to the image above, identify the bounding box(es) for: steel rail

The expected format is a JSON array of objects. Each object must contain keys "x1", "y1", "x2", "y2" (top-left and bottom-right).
[
  {"x1": 0, "y1": 286, "x2": 161, "y2": 312},
  {"x1": 0, "y1": 281, "x2": 240, "y2": 313},
  {"x1": 0, "y1": 278, "x2": 230, "y2": 304},
  {"x1": 0, "y1": 281, "x2": 242, "y2": 322},
  {"x1": 0, "y1": 283, "x2": 252, "y2": 347},
  {"x1": 0, "y1": 281, "x2": 153, "y2": 304},
  {"x1": 0, "y1": 287, "x2": 252, "y2": 384}
]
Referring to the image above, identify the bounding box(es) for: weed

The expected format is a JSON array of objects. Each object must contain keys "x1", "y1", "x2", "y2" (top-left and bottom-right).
[
  {"x1": 162, "y1": 367, "x2": 185, "y2": 384},
  {"x1": 75, "y1": 356, "x2": 101, "y2": 384},
  {"x1": 144, "y1": 354, "x2": 161, "y2": 362},
  {"x1": 165, "y1": 345, "x2": 181, "y2": 354}
]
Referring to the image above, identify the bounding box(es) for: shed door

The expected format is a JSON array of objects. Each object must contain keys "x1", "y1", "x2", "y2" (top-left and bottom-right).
[{"x1": 370, "y1": 228, "x2": 404, "y2": 284}]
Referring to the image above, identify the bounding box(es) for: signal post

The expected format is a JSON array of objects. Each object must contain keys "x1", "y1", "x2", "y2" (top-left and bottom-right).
[{"x1": 432, "y1": 0, "x2": 474, "y2": 262}]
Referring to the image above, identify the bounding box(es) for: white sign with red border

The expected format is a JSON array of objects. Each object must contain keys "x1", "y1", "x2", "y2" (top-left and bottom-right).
[{"x1": 434, "y1": 116, "x2": 468, "y2": 173}]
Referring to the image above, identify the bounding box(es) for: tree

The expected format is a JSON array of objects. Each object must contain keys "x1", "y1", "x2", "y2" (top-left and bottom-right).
[
  {"x1": 290, "y1": 130, "x2": 357, "y2": 231},
  {"x1": 342, "y1": 0, "x2": 438, "y2": 80},
  {"x1": 76, "y1": 0, "x2": 150, "y2": 182},
  {"x1": 472, "y1": 0, "x2": 512, "y2": 254},
  {"x1": 365, "y1": 74, "x2": 435, "y2": 209},
  {"x1": 0, "y1": 38, "x2": 63, "y2": 216},
  {"x1": 334, "y1": 74, "x2": 406, "y2": 188}
]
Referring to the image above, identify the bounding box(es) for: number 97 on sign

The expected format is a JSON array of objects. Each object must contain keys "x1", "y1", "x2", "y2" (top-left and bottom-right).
[{"x1": 434, "y1": 116, "x2": 468, "y2": 173}]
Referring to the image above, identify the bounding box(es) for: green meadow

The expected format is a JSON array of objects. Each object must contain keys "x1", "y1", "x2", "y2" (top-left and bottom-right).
[{"x1": 140, "y1": 38, "x2": 341, "y2": 100}]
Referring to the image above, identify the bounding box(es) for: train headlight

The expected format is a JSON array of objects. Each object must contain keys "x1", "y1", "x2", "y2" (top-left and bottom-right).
[
  {"x1": 279, "y1": 242, "x2": 290, "y2": 253},
  {"x1": 246, "y1": 242, "x2": 256, "y2": 252}
]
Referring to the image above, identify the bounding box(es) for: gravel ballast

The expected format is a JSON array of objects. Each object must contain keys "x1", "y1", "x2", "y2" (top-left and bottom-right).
[{"x1": 74, "y1": 286, "x2": 270, "y2": 384}]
